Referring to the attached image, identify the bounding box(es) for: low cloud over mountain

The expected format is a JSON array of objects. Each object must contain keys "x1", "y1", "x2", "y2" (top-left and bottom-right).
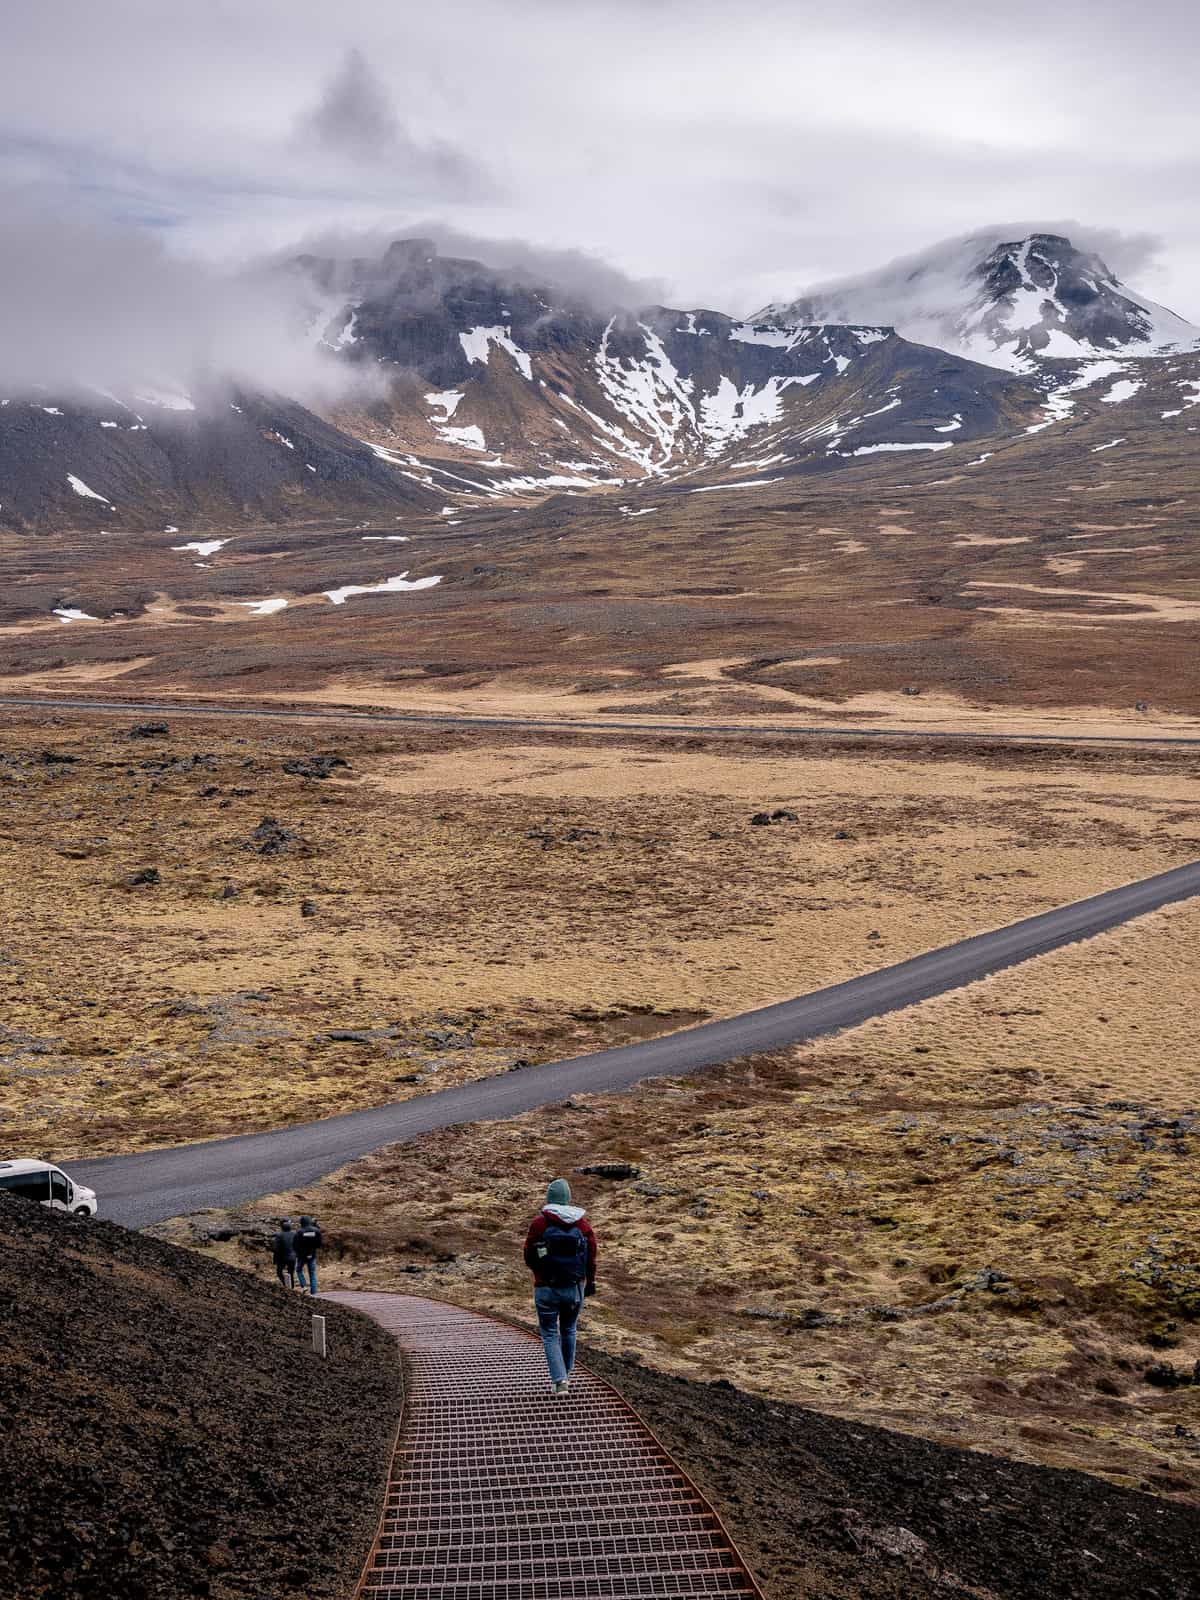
[
  {"x1": 760, "y1": 226, "x2": 1198, "y2": 372},
  {"x1": 0, "y1": 199, "x2": 375, "y2": 408}
]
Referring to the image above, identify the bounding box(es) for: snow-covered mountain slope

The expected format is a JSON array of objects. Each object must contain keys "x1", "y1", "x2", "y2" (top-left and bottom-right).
[
  {"x1": 2, "y1": 232, "x2": 1196, "y2": 532},
  {"x1": 299, "y1": 240, "x2": 1030, "y2": 495},
  {"x1": 759, "y1": 232, "x2": 1200, "y2": 374}
]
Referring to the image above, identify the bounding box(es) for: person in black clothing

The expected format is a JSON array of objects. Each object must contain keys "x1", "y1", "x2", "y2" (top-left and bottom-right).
[
  {"x1": 294, "y1": 1215, "x2": 322, "y2": 1296},
  {"x1": 272, "y1": 1217, "x2": 299, "y2": 1289}
]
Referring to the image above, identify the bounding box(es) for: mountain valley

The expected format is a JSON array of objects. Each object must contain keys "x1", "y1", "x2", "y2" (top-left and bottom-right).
[
  {"x1": 1, "y1": 230, "x2": 1196, "y2": 731},
  {"x1": 3, "y1": 216, "x2": 1200, "y2": 1593}
]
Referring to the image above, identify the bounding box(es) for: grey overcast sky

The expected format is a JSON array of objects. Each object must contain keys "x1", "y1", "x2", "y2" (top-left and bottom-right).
[{"x1": 2, "y1": 0, "x2": 1199, "y2": 316}]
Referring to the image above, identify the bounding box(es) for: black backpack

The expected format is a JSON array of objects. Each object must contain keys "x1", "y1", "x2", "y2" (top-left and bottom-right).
[{"x1": 538, "y1": 1218, "x2": 588, "y2": 1286}]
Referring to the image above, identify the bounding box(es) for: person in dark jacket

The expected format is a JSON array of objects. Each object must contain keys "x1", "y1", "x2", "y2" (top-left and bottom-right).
[
  {"x1": 272, "y1": 1218, "x2": 299, "y2": 1289},
  {"x1": 294, "y1": 1215, "x2": 322, "y2": 1296},
  {"x1": 523, "y1": 1179, "x2": 597, "y2": 1396}
]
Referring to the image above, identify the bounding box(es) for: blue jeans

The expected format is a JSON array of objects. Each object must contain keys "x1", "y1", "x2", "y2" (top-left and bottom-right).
[
  {"x1": 297, "y1": 1258, "x2": 317, "y2": 1295},
  {"x1": 534, "y1": 1283, "x2": 583, "y2": 1384}
]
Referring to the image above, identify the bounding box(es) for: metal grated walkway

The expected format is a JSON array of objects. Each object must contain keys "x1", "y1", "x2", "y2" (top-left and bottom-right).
[{"x1": 329, "y1": 1292, "x2": 763, "y2": 1600}]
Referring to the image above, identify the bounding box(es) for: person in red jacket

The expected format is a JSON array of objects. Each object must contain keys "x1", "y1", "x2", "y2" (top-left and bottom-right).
[{"x1": 523, "y1": 1178, "x2": 597, "y2": 1396}]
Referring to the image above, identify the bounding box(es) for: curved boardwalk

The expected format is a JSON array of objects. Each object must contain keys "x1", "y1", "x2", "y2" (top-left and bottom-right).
[{"x1": 329, "y1": 1292, "x2": 762, "y2": 1600}]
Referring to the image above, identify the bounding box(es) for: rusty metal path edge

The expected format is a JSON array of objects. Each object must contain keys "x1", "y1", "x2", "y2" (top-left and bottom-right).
[
  {"x1": 334, "y1": 1291, "x2": 767, "y2": 1600},
  {"x1": 350, "y1": 1367, "x2": 410, "y2": 1600}
]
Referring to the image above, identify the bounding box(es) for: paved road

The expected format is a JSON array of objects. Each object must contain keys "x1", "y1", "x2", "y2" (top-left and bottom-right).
[
  {"x1": 4, "y1": 692, "x2": 1200, "y2": 747},
  {"x1": 68, "y1": 858, "x2": 1200, "y2": 1226}
]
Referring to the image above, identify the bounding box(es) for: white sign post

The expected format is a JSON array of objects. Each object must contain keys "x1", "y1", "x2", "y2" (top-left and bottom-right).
[{"x1": 312, "y1": 1314, "x2": 327, "y2": 1359}]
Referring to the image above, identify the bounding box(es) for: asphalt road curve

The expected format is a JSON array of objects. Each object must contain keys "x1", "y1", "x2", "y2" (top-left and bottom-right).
[
  {"x1": 4, "y1": 692, "x2": 1200, "y2": 746},
  {"x1": 68, "y1": 858, "x2": 1200, "y2": 1228}
]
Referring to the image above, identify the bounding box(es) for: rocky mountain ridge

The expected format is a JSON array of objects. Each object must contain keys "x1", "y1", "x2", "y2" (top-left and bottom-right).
[
  {"x1": 1, "y1": 230, "x2": 1196, "y2": 531},
  {"x1": 760, "y1": 231, "x2": 1200, "y2": 373}
]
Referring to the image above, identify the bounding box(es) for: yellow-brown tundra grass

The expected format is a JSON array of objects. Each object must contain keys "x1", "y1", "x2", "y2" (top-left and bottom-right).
[
  {"x1": 2, "y1": 715, "x2": 1198, "y2": 1154},
  {"x1": 175, "y1": 903, "x2": 1200, "y2": 1503}
]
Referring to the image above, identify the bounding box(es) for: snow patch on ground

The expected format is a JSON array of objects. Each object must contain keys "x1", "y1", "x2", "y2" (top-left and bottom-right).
[
  {"x1": 558, "y1": 387, "x2": 652, "y2": 475},
  {"x1": 1162, "y1": 382, "x2": 1200, "y2": 419},
  {"x1": 362, "y1": 440, "x2": 419, "y2": 466},
  {"x1": 591, "y1": 320, "x2": 821, "y2": 469},
  {"x1": 173, "y1": 539, "x2": 229, "y2": 557},
  {"x1": 690, "y1": 476, "x2": 783, "y2": 492},
  {"x1": 239, "y1": 598, "x2": 289, "y2": 616},
  {"x1": 437, "y1": 424, "x2": 486, "y2": 452},
  {"x1": 488, "y1": 472, "x2": 617, "y2": 494},
  {"x1": 425, "y1": 390, "x2": 465, "y2": 417},
  {"x1": 53, "y1": 607, "x2": 98, "y2": 623},
  {"x1": 1100, "y1": 378, "x2": 1143, "y2": 404},
  {"x1": 1036, "y1": 328, "x2": 1105, "y2": 361},
  {"x1": 698, "y1": 373, "x2": 816, "y2": 457},
  {"x1": 324, "y1": 572, "x2": 443, "y2": 605},
  {"x1": 835, "y1": 442, "x2": 954, "y2": 456},
  {"x1": 415, "y1": 460, "x2": 491, "y2": 491},
  {"x1": 728, "y1": 322, "x2": 808, "y2": 349},
  {"x1": 1025, "y1": 360, "x2": 1128, "y2": 434},
  {"x1": 459, "y1": 325, "x2": 533, "y2": 380},
  {"x1": 1091, "y1": 438, "x2": 1126, "y2": 452},
  {"x1": 67, "y1": 474, "x2": 110, "y2": 503},
  {"x1": 594, "y1": 321, "x2": 695, "y2": 471}
]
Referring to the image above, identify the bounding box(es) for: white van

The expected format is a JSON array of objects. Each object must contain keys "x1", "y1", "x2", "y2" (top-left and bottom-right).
[{"x1": 0, "y1": 1159, "x2": 98, "y2": 1217}]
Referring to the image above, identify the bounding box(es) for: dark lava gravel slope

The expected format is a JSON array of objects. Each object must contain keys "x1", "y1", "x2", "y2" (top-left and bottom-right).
[
  {"x1": 0, "y1": 1196, "x2": 401, "y2": 1600},
  {"x1": 582, "y1": 1348, "x2": 1200, "y2": 1600}
]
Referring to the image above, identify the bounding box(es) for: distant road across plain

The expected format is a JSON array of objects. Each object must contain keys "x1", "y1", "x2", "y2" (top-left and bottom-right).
[
  {"x1": 3, "y1": 693, "x2": 1200, "y2": 747},
  {"x1": 67, "y1": 858, "x2": 1200, "y2": 1227}
]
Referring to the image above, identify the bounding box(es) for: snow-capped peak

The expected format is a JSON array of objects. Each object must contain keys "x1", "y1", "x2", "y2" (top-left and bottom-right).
[{"x1": 758, "y1": 230, "x2": 1200, "y2": 373}]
